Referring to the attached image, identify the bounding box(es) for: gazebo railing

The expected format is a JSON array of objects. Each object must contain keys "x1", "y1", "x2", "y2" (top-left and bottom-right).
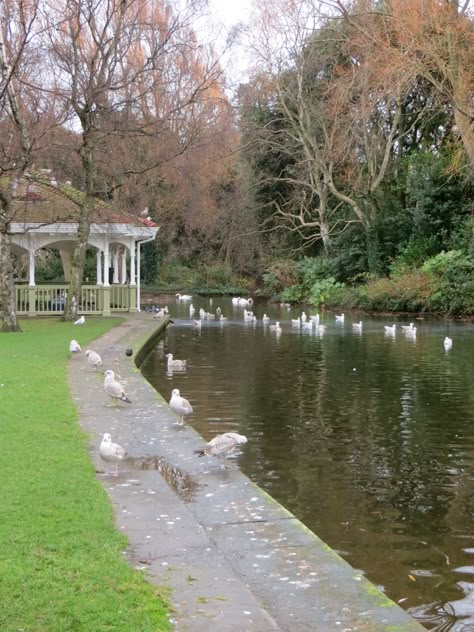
[{"x1": 15, "y1": 283, "x2": 136, "y2": 316}]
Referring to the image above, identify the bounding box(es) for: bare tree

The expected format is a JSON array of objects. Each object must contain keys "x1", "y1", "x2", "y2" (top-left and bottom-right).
[
  {"x1": 243, "y1": 0, "x2": 429, "y2": 252},
  {"x1": 38, "y1": 0, "x2": 224, "y2": 320},
  {"x1": 0, "y1": 0, "x2": 38, "y2": 332}
]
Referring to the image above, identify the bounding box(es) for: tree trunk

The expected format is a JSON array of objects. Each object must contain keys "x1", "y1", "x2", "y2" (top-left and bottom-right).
[
  {"x1": 454, "y1": 107, "x2": 474, "y2": 168},
  {"x1": 0, "y1": 215, "x2": 21, "y2": 332},
  {"x1": 62, "y1": 208, "x2": 91, "y2": 321},
  {"x1": 62, "y1": 133, "x2": 95, "y2": 322}
]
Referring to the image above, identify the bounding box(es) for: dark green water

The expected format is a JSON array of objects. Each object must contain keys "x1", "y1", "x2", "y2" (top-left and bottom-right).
[{"x1": 140, "y1": 296, "x2": 474, "y2": 631}]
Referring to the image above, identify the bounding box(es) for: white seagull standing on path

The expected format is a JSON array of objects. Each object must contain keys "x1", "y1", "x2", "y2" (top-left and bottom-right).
[
  {"x1": 74, "y1": 315, "x2": 85, "y2": 325},
  {"x1": 169, "y1": 388, "x2": 193, "y2": 425},
  {"x1": 104, "y1": 370, "x2": 132, "y2": 404},
  {"x1": 100, "y1": 433, "x2": 126, "y2": 476},
  {"x1": 194, "y1": 432, "x2": 248, "y2": 465},
  {"x1": 85, "y1": 349, "x2": 103, "y2": 368},
  {"x1": 69, "y1": 339, "x2": 81, "y2": 353}
]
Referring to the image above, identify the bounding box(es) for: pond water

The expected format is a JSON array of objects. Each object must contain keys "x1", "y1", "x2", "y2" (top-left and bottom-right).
[{"x1": 140, "y1": 296, "x2": 474, "y2": 631}]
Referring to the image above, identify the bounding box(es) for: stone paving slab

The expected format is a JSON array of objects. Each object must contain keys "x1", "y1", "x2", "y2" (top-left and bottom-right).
[{"x1": 68, "y1": 314, "x2": 425, "y2": 632}]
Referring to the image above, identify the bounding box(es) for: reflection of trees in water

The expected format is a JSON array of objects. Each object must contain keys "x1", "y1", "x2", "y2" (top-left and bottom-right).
[{"x1": 130, "y1": 455, "x2": 200, "y2": 502}]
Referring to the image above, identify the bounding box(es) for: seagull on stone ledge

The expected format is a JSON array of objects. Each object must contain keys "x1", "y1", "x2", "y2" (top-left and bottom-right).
[
  {"x1": 169, "y1": 388, "x2": 193, "y2": 425},
  {"x1": 104, "y1": 370, "x2": 132, "y2": 404},
  {"x1": 100, "y1": 433, "x2": 126, "y2": 476},
  {"x1": 194, "y1": 432, "x2": 248, "y2": 465}
]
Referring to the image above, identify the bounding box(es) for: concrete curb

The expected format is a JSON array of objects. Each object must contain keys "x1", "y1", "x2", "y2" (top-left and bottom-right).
[{"x1": 68, "y1": 314, "x2": 425, "y2": 632}]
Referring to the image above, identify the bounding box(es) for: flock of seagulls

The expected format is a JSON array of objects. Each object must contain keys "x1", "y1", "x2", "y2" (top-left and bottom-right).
[
  {"x1": 168, "y1": 297, "x2": 455, "y2": 354},
  {"x1": 69, "y1": 295, "x2": 249, "y2": 475},
  {"x1": 69, "y1": 297, "x2": 456, "y2": 475}
]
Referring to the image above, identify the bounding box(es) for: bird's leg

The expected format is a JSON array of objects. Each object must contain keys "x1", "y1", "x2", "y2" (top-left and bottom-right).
[{"x1": 113, "y1": 463, "x2": 119, "y2": 477}]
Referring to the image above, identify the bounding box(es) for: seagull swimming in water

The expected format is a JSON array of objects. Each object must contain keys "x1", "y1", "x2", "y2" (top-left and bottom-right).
[
  {"x1": 104, "y1": 370, "x2": 131, "y2": 404},
  {"x1": 100, "y1": 433, "x2": 126, "y2": 476},
  {"x1": 166, "y1": 353, "x2": 187, "y2": 370},
  {"x1": 85, "y1": 349, "x2": 103, "y2": 368},
  {"x1": 194, "y1": 432, "x2": 248, "y2": 465},
  {"x1": 69, "y1": 339, "x2": 81, "y2": 353},
  {"x1": 74, "y1": 315, "x2": 85, "y2": 325},
  {"x1": 169, "y1": 388, "x2": 193, "y2": 425},
  {"x1": 444, "y1": 336, "x2": 453, "y2": 350},
  {"x1": 269, "y1": 321, "x2": 282, "y2": 334}
]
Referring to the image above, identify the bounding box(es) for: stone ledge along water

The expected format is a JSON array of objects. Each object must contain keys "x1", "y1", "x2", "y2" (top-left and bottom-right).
[{"x1": 69, "y1": 313, "x2": 425, "y2": 631}]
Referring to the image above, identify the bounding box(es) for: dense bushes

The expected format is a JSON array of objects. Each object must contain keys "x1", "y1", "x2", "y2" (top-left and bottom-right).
[{"x1": 263, "y1": 250, "x2": 474, "y2": 316}]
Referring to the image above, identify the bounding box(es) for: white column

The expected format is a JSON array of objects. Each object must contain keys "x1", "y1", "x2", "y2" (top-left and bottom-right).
[
  {"x1": 137, "y1": 242, "x2": 141, "y2": 310},
  {"x1": 113, "y1": 248, "x2": 119, "y2": 284},
  {"x1": 96, "y1": 250, "x2": 103, "y2": 285},
  {"x1": 130, "y1": 243, "x2": 136, "y2": 286},
  {"x1": 121, "y1": 248, "x2": 127, "y2": 284},
  {"x1": 103, "y1": 242, "x2": 110, "y2": 287},
  {"x1": 28, "y1": 250, "x2": 36, "y2": 286}
]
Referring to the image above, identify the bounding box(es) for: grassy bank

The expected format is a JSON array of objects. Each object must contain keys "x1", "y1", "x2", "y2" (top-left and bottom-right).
[{"x1": 0, "y1": 318, "x2": 169, "y2": 632}]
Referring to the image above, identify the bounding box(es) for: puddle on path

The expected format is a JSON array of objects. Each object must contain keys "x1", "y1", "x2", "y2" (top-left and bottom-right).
[{"x1": 129, "y1": 455, "x2": 200, "y2": 501}]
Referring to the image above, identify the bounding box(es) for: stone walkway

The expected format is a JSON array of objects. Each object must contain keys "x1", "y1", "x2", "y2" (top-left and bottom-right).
[{"x1": 68, "y1": 314, "x2": 425, "y2": 632}]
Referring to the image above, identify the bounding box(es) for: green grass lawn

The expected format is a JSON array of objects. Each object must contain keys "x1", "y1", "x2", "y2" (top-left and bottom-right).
[{"x1": 0, "y1": 318, "x2": 170, "y2": 632}]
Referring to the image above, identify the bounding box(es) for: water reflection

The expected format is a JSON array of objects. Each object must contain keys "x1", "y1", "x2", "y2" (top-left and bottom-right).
[
  {"x1": 140, "y1": 295, "x2": 474, "y2": 630},
  {"x1": 129, "y1": 454, "x2": 200, "y2": 501}
]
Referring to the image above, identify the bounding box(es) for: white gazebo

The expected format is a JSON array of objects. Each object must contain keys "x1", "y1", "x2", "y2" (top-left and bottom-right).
[{"x1": 10, "y1": 173, "x2": 158, "y2": 316}]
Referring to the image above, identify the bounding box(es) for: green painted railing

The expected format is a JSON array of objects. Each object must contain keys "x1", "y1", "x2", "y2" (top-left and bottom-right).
[{"x1": 15, "y1": 284, "x2": 136, "y2": 316}]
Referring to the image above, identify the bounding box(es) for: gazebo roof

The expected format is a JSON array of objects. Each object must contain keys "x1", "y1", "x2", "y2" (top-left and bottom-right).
[{"x1": 5, "y1": 172, "x2": 158, "y2": 229}]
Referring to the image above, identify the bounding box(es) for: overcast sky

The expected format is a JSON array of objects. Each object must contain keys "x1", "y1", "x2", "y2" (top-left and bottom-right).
[
  {"x1": 207, "y1": 0, "x2": 253, "y2": 28},
  {"x1": 203, "y1": 0, "x2": 254, "y2": 85}
]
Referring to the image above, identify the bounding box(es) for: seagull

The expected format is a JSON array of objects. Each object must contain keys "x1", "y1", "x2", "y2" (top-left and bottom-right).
[
  {"x1": 193, "y1": 319, "x2": 202, "y2": 328},
  {"x1": 166, "y1": 353, "x2": 187, "y2": 370},
  {"x1": 269, "y1": 321, "x2": 282, "y2": 334},
  {"x1": 194, "y1": 432, "x2": 248, "y2": 465},
  {"x1": 444, "y1": 336, "x2": 453, "y2": 350},
  {"x1": 176, "y1": 293, "x2": 192, "y2": 300},
  {"x1": 291, "y1": 318, "x2": 301, "y2": 327},
  {"x1": 103, "y1": 370, "x2": 131, "y2": 404},
  {"x1": 262, "y1": 314, "x2": 270, "y2": 324},
  {"x1": 335, "y1": 313, "x2": 344, "y2": 323},
  {"x1": 69, "y1": 339, "x2": 81, "y2": 353},
  {"x1": 405, "y1": 326, "x2": 417, "y2": 338},
  {"x1": 352, "y1": 321, "x2": 363, "y2": 331},
  {"x1": 384, "y1": 324, "x2": 396, "y2": 334},
  {"x1": 169, "y1": 388, "x2": 193, "y2": 425},
  {"x1": 100, "y1": 433, "x2": 126, "y2": 476},
  {"x1": 85, "y1": 349, "x2": 103, "y2": 368},
  {"x1": 74, "y1": 315, "x2": 85, "y2": 325},
  {"x1": 401, "y1": 322, "x2": 414, "y2": 331},
  {"x1": 189, "y1": 304, "x2": 195, "y2": 317}
]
